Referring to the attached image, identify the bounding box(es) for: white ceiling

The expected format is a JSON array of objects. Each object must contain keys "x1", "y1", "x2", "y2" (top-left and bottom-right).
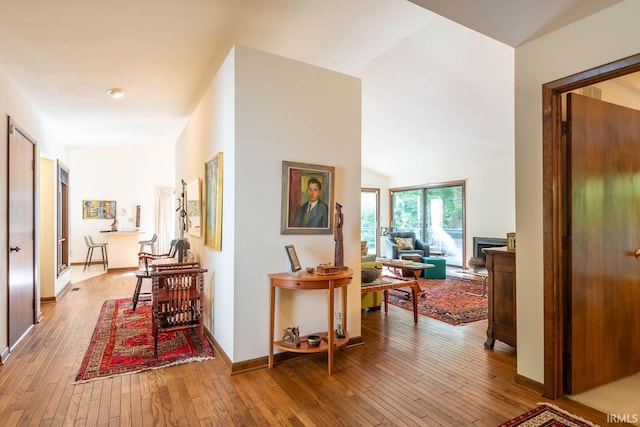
[{"x1": 0, "y1": 0, "x2": 622, "y2": 178}]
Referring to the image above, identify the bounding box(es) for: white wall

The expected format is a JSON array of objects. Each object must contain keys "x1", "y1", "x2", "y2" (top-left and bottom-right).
[
  {"x1": 514, "y1": 0, "x2": 640, "y2": 383},
  {"x1": 69, "y1": 142, "x2": 175, "y2": 263},
  {"x1": 176, "y1": 45, "x2": 361, "y2": 363}
]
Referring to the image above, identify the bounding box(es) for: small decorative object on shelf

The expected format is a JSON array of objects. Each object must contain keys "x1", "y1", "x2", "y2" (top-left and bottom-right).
[
  {"x1": 335, "y1": 313, "x2": 345, "y2": 338},
  {"x1": 306, "y1": 335, "x2": 321, "y2": 347},
  {"x1": 282, "y1": 326, "x2": 300, "y2": 348},
  {"x1": 507, "y1": 232, "x2": 516, "y2": 251},
  {"x1": 110, "y1": 217, "x2": 118, "y2": 231},
  {"x1": 317, "y1": 264, "x2": 338, "y2": 275},
  {"x1": 306, "y1": 267, "x2": 315, "y2": 274}
]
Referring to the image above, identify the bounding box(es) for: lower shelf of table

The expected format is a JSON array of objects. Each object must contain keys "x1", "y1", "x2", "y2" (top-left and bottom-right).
[{"x1": 273, "y1": 332, "x2": 349, "y2": 354}]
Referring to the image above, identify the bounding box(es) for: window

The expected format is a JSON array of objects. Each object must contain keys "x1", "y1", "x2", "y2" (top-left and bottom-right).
[
  {"x1": 391, "y1": 181, "x2": 465, "y2": 267},
  {"x1": 360, "y1": 188, "x2": 379, "y2": 255},
  {"x1": 57, "y1": 161, "x2": 69, "y2": 276}
]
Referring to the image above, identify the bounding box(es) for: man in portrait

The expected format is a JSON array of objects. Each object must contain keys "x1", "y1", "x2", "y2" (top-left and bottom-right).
[{"x1": 293, "y1": 177, "x2": 328, "y2": 227}]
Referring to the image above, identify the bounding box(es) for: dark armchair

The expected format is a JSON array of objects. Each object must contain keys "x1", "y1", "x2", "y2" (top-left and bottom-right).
[{"x1": 385, "y1": 231, "x2": 429, "y2": 259}]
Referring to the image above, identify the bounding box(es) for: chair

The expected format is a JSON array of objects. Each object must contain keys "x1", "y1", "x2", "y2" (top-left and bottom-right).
[
  {"x1": 385, "y1": 231, "x2": 429, "y2": 259},
  {"x1": 151, "y1": 265, "x2": 207, "y2": 356},
  {"x1": 83, "y1": 235, "x2": 108, "y2": 271},
  {"x1": 138, "y1": 233, "x2": 158, "y2": 254},
  {"x1": 132, "y1": 239, "x2": 179, "y2": 311}
]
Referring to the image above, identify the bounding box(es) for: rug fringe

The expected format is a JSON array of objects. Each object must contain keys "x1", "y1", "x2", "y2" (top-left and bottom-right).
[
  {"x1": 73, "y1": 355, "x2": 215, "y2": 385},
  {"x1": 536, "y1": 402, "x2": 600, "y2": 427}
]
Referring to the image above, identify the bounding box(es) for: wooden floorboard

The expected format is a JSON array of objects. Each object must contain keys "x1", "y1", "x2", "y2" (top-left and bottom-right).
[{"x1": 0, "y1": 269, "x2": 618, "y2": 426}]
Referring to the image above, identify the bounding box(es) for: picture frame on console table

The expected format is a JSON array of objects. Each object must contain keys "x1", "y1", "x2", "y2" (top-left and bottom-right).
[
  {"x1": 284, "y1": 245, "x2": 301, "y2": 272},
  {"x1": 281, "y1": 161, "x2": 334, "y2": 235},
  {"x1": 205, "y1": 153, "x2": 223, "y2": 250}
]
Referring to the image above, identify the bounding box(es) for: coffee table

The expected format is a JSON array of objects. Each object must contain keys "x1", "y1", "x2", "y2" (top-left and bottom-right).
[
  {"x1": 361, "y1": 276, "x2": 421, "y2": 324},
  {"x1": 455, "y1": 269, "x2": 489, "y2": 297},
  {"x1": 380, "y1": 259, "x2": 435, "y2": 281}
]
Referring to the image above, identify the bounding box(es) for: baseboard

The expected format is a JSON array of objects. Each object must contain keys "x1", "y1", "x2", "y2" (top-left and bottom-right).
[
  {"x1": 0, "y1": 346, "x2": 9, "y2": 364},
  {"x1": 515, "y1": 373, "x2": 544, "y2": 394},
  {"x1": 40, "y1": 279, "x2": 72, "y2": 305},
  {"x1": 205, "y1": 331, "x2": 365, "y2": 376}
]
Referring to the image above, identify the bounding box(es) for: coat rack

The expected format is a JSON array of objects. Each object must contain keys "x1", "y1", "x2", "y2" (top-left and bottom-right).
[{"x1": 176, "y1": 180, "x2": 190, "y2": 262}]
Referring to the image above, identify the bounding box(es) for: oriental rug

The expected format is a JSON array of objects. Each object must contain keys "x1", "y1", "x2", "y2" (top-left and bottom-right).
[
  {"x1": 75, "y1": 298, "x2": 213, "y2": 383},
  {"x1": 499, "y1": 403, "x2": 598, "y2": 426},
  {"x1": 386, "y1": 276, "x2": 488, "y2": 325}
]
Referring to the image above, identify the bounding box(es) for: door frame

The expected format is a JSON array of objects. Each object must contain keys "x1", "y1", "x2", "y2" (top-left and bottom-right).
[{"x1": 542, "y1": 53, "x2": 640, "y2": 398}]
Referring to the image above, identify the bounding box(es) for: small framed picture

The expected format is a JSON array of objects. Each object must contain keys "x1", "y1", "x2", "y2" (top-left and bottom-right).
[{"x1": 285, "y1": 245, "x2": 301, "y2": 272}]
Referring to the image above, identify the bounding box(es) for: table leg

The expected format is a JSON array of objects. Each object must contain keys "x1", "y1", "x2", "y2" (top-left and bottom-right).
[
  {"x1": 411, "y1": 284, "x2": 419, "y2": 324},
  {"x1": 383, "y1": 290, "x2": 389, "y2": 314},
  {"x1": 412, "y1": 270, "x2": 425, "y2": 297},
  {"x1": 327, "y1": 280, "x2": 335, "y2": 375},
  {"x1": 466, "y1": 275, "x2": 488, "y2": 297},
  {"x1": 269, "y1": 284, "x2": 275, "y2": 368},
  {"x1": 341, "y1": 286, "x2": 348, "y2": 336}
]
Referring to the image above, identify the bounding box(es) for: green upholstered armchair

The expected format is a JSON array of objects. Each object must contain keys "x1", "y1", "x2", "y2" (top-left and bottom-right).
[{"x1": 386, "y1": 231, "x2": 429, "y2": 259}]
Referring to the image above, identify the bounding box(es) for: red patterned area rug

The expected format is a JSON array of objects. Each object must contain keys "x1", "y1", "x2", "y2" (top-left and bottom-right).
[
  {"x1": 499, "y1": 403, "x2": 598, "y2": 426},
  {"x1": 75, "y1": 298, "x2": 214, "y2": 383},
  {"x1": 387, "y1": 276, "x2": 488, "y2": 325}
]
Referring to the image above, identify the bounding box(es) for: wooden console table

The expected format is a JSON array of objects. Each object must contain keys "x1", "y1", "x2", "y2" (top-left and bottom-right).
[
  {"x1": 361, "y1": 276, "x2": 420, "y2": 324},
  {"x1": 268, "y1": 268, "x2": 353, "y2": 374},
  {"x1": 483, "y1": 247, "x2": 516, "y2": 349}
]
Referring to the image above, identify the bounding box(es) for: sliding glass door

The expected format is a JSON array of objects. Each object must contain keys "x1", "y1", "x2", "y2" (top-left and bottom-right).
[
  {"x1": 360, "y1": 189, "x2": 379, "y2": 255},
  {"x1": 391, "y1": 182, "x2": 465, "y2": 267}
]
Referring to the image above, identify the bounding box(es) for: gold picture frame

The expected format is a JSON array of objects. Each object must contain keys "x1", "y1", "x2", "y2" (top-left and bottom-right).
[
  {"x1": 281, "y1": 161, "x2": 334, "y2": 234},
  {"x1": 205, "y1": 153, "x2": 223, "y2": 250}
]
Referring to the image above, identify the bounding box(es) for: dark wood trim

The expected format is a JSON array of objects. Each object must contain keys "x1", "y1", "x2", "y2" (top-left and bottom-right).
[
  {"x1": 515, "y1": 373, "x2": 544, "y2": 395},
  {"x1": 542, "y1": 53, "x2": 640, "y2": 399}
]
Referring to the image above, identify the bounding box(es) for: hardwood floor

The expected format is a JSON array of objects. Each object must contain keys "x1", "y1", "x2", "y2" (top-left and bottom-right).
[{"x1": 0, "y1": 270, "x2": 614, "y2": 426}]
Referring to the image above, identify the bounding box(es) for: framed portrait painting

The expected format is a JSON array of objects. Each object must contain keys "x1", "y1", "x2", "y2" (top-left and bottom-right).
[
  {"x1": 281, "y1": 161, "x2": 334, "y2": 234},
  {"x1": 205, "y1": 153, "x2": 223, "y2": 250}
]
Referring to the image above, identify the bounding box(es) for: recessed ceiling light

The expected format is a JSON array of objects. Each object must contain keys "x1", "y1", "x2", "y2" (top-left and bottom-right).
[{"x1": 106, "y1": 88, "x2": 125, "y2": 99}]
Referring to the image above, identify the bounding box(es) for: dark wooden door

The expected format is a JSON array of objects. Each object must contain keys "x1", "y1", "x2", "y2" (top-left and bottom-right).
[
  {"x1": 565, "y1": 93, "x2": 640, "y2": 393},
  {"x1": 8, "y1": 118, "x2": 36, "y2": 349}
]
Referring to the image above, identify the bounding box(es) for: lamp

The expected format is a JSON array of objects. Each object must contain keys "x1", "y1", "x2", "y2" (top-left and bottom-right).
[{"x1": 106, "y1": 88, "x2": 125, "y2": 99}]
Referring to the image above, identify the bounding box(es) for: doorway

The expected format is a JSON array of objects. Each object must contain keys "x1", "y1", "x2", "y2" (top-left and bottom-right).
[
  {"x1": 7, "y1": 118, "x2": 37, "y2": 350},
  {"x1": 542, "y1": 54, "x2": 640, "y2": 400}
]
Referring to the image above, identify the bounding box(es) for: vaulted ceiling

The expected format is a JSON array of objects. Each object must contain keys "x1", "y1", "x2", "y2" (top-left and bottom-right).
[{"x1": 0, "y1": 0, "x2": 622, "y2": 177}]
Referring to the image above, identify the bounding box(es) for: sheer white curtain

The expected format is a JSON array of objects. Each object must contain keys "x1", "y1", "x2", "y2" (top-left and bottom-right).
[{"x1": 156, "y1": 187, "x2": 175, "y2": 253}]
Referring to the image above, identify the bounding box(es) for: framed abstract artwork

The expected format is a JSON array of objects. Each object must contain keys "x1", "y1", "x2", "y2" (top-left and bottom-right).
[
  {"x1": 281, "y1": 161, "x2": 334, "y2": 235},
  {"x1": 82, "y1": 200, "x2": 116, "y2": 219},
  {"x1": 186, "y1": 178, "x2": 201, "y2": 237},
  {"x1": 204, "y1": 153, "x2": 223, "y2": 250}
]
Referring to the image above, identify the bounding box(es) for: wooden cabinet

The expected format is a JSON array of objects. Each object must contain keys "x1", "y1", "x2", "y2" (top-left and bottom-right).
[
  {"x1": 483, "y1": 247, "x2": 516, "y2": 349},
  {"x1": 268, "y1": 269, "x2": 353, "y2": 374}
]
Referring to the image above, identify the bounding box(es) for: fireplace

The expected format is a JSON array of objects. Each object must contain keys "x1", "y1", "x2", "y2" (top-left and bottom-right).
[{"x1": 473, "y1": 236, "x2": 507, "y2": 263}]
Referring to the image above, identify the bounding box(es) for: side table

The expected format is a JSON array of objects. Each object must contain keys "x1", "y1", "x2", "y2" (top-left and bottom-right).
[{"x1": 268, "y1": 268, "x2": 353, "y2": 374}]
